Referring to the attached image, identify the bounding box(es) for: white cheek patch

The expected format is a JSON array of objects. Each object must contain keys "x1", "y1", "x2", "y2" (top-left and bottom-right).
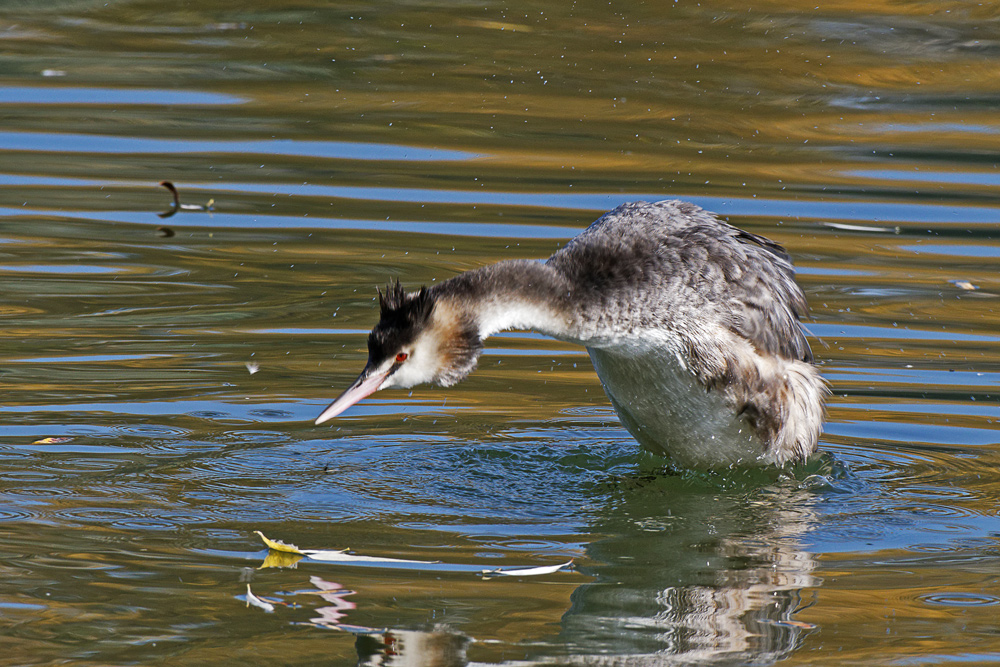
[
  {"x1": 382, "y1": 336, "x2": 444, "y2": 389},
  {"x1": 386, "y1": 357, "x2": 438, "y2": 388}
]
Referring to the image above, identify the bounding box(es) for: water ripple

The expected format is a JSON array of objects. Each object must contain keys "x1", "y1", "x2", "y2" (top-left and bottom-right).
[
  {"x1": 921, "y1": 593, "x2": 1000, "y2": 607},
  {"x1": 0, "y1": 507, "x2": 39, "y2": 521}
]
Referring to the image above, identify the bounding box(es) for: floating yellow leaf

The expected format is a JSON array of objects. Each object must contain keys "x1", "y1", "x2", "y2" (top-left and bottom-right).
[
  {"x1": 32, "y1": 437, "x2": 73, "y2": 445},
  {"x1": 255, "y1": 530, "x2": 305, "y2": 555}
]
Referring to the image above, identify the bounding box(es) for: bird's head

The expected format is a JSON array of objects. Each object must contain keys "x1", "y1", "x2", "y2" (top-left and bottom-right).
[{"x1": 315, "y1": 281, "x2": 483, "y2": 424}]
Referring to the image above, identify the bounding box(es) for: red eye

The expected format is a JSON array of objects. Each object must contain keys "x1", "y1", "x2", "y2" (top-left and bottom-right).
[{"x1": 395, "y1": 352, "x2": 408, "y2": 363}]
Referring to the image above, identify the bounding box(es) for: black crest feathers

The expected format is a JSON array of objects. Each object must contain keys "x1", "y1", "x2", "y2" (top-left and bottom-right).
[
  {"x1": 368, "y1": 280, "x2": 436, "y2": 363},
  {"x1": 377, "y1": 280, "x2": 434, "y2": 323}
]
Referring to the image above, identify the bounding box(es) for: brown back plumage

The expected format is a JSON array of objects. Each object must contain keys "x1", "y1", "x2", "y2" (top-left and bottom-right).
[{"x1": 547, "y1": 200, "x2": 813, "y2": 363}]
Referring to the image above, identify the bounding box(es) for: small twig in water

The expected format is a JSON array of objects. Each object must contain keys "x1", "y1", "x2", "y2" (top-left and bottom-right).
[
  {"x1": 157, "y1": 181, "x2": 214, "y2": 219},
  {"x1": 158, "y1": 181, "x2": 179, "y2": 218}
]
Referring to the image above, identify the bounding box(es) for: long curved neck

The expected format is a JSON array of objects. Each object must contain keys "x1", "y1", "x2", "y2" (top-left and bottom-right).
[{"x1": 431, "y1": 260, "x2": 572, "y2": 340}]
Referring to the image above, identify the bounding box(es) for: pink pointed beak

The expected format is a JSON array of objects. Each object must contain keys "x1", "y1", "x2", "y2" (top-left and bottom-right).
[{"x1": 315, "y1": 364, "x2": 391, "y2": 425}]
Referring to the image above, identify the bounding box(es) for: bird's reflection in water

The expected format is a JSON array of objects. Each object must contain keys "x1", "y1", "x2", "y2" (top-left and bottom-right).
[
  {"x1": 304, "y1": 576, "x2": 471, "y2": 666},
  {"x1": 355, "y1": 629, "x2": 470, "y2": 667},
  {"x1": 338, "y1": 463, "x2": 829, "y2": 666},
  {"x1": 556, "y1": 465, "x2": 824, "y2": 665}
]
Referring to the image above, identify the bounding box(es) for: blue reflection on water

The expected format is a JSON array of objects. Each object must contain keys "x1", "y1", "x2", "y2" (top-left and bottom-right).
[
  {"x1": 0, "y1": 131, "x2": 479, "y2": 161},
  {"x1": 899, "y1": 243, "x2": 1000, "y2": 258},
  {"x1": 850, "y1": 168, "x2": 1000, "y2": 186},
  {"x1": 3, "y1": 173, "x2": 999, "y2": 225},
  {"x1": 0, "y1": 86, "x2": 241, "y2": 105}
]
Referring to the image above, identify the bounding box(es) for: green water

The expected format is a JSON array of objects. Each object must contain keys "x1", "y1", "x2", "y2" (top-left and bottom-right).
[{"x1": 2, "y1": 1, "x2": 999, "y2": 665}]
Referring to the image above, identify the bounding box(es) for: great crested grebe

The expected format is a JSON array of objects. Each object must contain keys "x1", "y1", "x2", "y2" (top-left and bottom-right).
[{"x1": 315, "y1": 200, "x2": 826, "y2": 468}]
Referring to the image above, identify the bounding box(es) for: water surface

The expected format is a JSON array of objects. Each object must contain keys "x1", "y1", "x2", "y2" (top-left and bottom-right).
[{"x1": 2, "y1": 1, "x2": 1000, "y2": 665}]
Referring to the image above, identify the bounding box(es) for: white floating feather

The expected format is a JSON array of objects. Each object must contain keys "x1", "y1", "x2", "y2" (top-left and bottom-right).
[
  {"x1": 480, "y1": 560, "x2": 574, "y2": 577},
  {"x1": 245, "y1": 584, "x2": 275, "y2": 612}
]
